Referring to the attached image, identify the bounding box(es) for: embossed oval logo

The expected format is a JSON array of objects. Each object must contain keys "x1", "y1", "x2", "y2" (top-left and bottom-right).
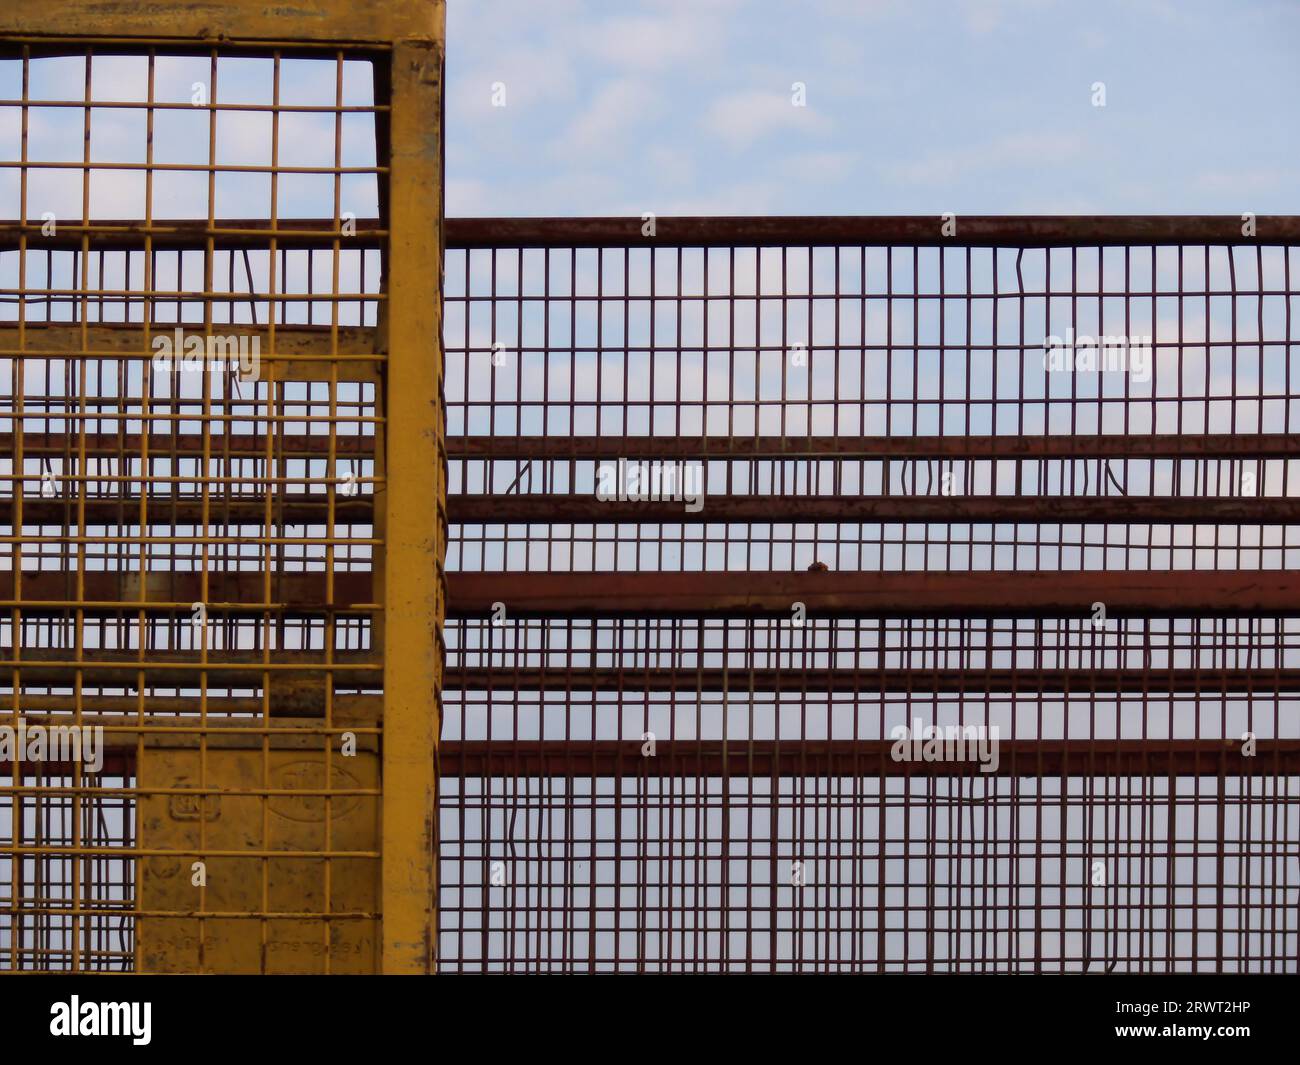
[{"x1": 268, "y1": 760, "x2": 365, "y2": 822}]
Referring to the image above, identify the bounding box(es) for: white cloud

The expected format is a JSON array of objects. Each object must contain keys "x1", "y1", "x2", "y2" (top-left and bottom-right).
[
  {"x1": 451, "y1": 46, "x2": 580, "y2": 124},
  {"x1": 779, "y1": 150, "x2": 857, "y2": 184},
  {"x1": 813, "y1": 0, "x2": 902, "y2": 19},
  {"x1": 702, "y1": 90, "x2": 832, "y2": 150},
  {"x1": 447, "y1": 178, "x2": 492, "y2": 216},
  {"x1": 653, "y1": 179, "x2": 786, "y2": 216},
  {"x1": 576, "y1": 9, "x2": 728, "y2": 71},
  {"x1": 646, "y1": 145, "x2": 695, "y2": 187},
  {"x1": 1010, "y1": 194, "x2": 1103, "y2": 214},
  {"x1": 882, "y1": 132, "x2": 1086, "y2": 185},
  {"x1": 442, "y1": 0, "x2": 1299, "y2": 217},
  {"x1": 553, "y1": 78, "x2": 660, "y2": 157},
  {"x1": 959, "y1": 0, "x2": 1056, "y2": 36},
  {"x1": 1194, "y1": 168, "x2": 1295, "y2": 195}
]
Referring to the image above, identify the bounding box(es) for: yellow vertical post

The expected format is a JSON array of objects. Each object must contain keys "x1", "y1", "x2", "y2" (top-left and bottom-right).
[{"x1": 379, "y1": 7, "x2": 446, "y2": 973}]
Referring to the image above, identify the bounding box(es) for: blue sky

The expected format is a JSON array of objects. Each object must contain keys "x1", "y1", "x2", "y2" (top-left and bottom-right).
[{"x1": 446, "y1": 0, "x2": 1300, "y2": 216}]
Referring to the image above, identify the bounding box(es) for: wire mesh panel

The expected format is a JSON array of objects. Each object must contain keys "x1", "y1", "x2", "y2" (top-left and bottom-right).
[
  {"x1": 439, "y1": 219, "x2": 1300, "y2": 973},
  {"x1": 1, "y1": 762, "x2": 134, "y2": 970},
  {"x1": 437, "y1": 769, "x2": 1298, "y2": 974},
  {"x1": 443, "y1": 234, "x2": 1299, "y2": 575}
]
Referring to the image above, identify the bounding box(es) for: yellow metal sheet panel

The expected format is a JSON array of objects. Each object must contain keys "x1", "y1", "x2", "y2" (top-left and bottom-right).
[{"x1": 137, "y1": 738, "x2": 379, "y2": 974}]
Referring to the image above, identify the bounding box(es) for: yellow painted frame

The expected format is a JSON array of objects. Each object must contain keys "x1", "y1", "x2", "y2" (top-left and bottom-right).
[{"x1": 0, "y1": 0, "x2": 446, "y2": 974}]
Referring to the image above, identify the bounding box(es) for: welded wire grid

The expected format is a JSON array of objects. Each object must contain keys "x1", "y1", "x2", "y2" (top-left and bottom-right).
[
  {"x1": 439, "y1": 231, "x2": 1299, "y2": 972},
  {"x1": 445, "y1": 241, "x2": 1298, "y2": 574},
  {"x1": 0, "y1": 46, "x2": 386, "y2": 972},
  {"x1": 0, "y1": 47, "x2": 1296, "y2": 975}
]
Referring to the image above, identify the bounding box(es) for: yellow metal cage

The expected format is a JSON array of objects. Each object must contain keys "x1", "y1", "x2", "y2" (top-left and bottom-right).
[{"x1": 0, "y1": 0, "x2": 445, "y2": 973}]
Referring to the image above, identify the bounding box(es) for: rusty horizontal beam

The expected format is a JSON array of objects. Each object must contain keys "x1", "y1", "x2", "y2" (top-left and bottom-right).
[
  {"x1": 449, "y1": 494, "x2": 1298, "y2": 525},
  {"x1": 7, "y1": 693, "x2": 380, "y2": 718},
  {"x1": 7, "y1": 493, "x2": 1296, "y2": 527},
  {"x1": 438, "y1": 739, "x2": 1300, "y2": 777},
  {"x1": 445, "y1": 666, "x2": 1300, "y2": 696},
  {"x1": 0, "y1": 570, "x2": 373, "y2": 608},
  {"x1": 1, "y1": 569, "x2": 1292, "y2": 618},
  {"x1": 0, "y1": 496, "x2": 374, "y2": 526},
  {"x1": 6, "y1": 432, "x2": 1291, "y2": 463},
  {"x1": 0, "y1": 432, "x2": 375, "y2": 459},
  {"x1": 447, "y1": 433, "x2": 1300, "y2": 460},
  {"x1": 8, "y1": 216, "x2": 1298, "y2": 252},
  {"x1": 0, "y1": 218, "x2": 385, "y2": 252},
  {"x1": 445, "y1": 216, "x2": 1300, "y2": 249},
  {"x1": 0, "y1": 42, "x2": 386, "y2": 64},
  {"x1": 0, "y1": 648, "x2": 379, "y2": 689},
  {"x1": 447, "y1": 570, "x2": 1300, "y2": 619},
  {"x1": 0, "y1": 751, "x2": 135, "y2": 777},
  {"x1": 14, "y1": 740, "x2": 1294, "y2": 780},
  {"x1": 0, "y1": 324, "x2": 382, "y2": 382},
  {"x1": 0, "y1": 323, "x2": 378, "y2": 353},
  {"x1": 6, "y1": 664, "x2": 1293, "y2": 702}
]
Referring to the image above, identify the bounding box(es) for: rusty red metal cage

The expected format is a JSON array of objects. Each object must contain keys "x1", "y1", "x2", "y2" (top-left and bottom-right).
[
  {"x1": 2, "y1": 212, "x2": 1297, "y2": 973},
  {"x1": 436, "y1": 218, "x2": 1300, "y2": 973}
]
